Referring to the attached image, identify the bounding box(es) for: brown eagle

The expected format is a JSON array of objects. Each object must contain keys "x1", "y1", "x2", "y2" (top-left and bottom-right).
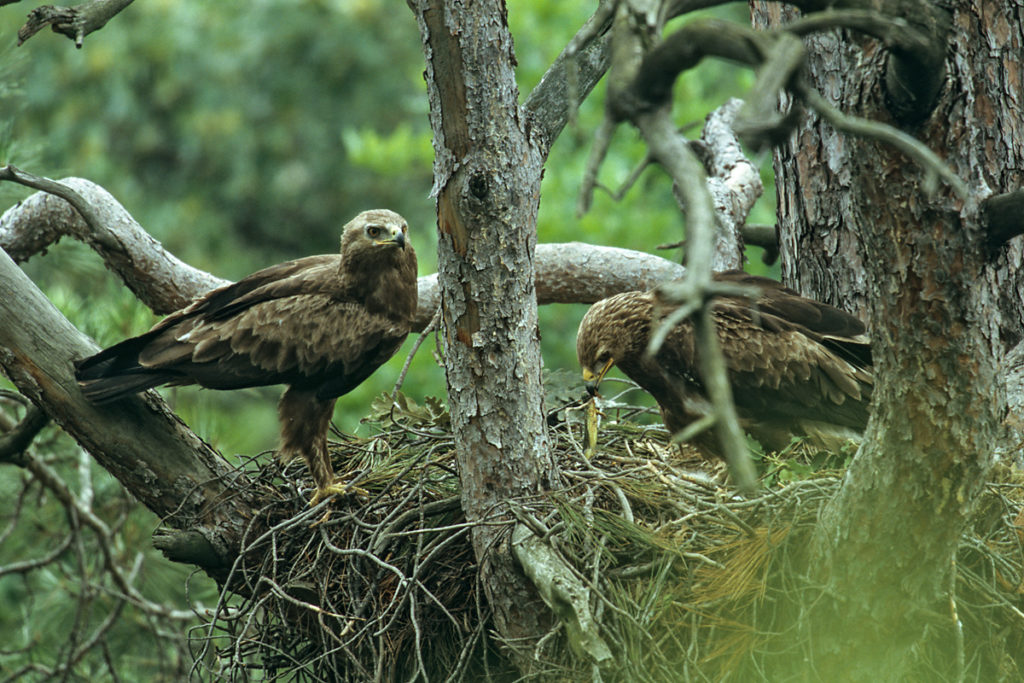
[
  {"x1": 76, "y1": 209, "x2": 418, "y2": 502},
  {"x1": 576, "y1": 270, "x2": 871, "y2": 454}
]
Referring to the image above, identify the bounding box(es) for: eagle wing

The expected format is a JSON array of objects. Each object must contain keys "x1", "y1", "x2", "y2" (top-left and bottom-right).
[
  {"x1": 652, "y1": 295, "x2": 871, "y2": 435},
  {"x1": 75, "y1": 254, "x2": 409, "y2": 402}
]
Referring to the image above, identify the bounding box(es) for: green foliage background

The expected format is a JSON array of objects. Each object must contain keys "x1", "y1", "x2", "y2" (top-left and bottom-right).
[{"x1": 0, "y1": 0, "x2": 775, "y2": 676}]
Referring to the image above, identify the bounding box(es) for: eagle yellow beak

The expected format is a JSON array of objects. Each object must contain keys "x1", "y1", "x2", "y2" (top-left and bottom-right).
[
  {"x1": 375, "y1": 229, "x2": 407, "y2": 249},
  {"x1": 582, "y1": 357, "x2": 614, "y2": 396}
]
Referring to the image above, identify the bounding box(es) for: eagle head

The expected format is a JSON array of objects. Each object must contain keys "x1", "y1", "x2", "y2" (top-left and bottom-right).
[
  {"x1": 576, "y1": 291, "x2": 653, "y2": 396},
  {"x1": 340, "y1": 209, "x2": 411, "y2": 259}
]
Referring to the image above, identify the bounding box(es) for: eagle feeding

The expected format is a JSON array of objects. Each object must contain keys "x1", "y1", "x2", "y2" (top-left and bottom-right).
[
  {"x1": 576, "y1": 271, "x2": 872, "y2": 455},
  {"x1": 75, "y1": 209, "x2": 418, "y2": 503}
]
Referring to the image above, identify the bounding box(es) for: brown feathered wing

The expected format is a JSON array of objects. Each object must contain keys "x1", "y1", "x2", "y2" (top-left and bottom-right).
[
  {"x1": 75, "y1": 255, "x2": 411, "y2": 404},
  {"x1": 76, "y1": 208, "x2": 418, "y2": 500}
]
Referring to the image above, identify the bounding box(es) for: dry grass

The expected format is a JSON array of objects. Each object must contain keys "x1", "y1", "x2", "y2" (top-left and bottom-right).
[{"x1": 183, "y1": 393, "x2": 1024, "y2": 681}]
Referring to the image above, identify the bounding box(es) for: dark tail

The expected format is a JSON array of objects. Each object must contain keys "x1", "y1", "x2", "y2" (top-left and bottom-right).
[{"x1": 75, "y1": 337, "x2": 178, "y2": 404}]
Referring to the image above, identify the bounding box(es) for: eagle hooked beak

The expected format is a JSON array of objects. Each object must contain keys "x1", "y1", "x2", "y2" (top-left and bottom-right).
[
  {"x1": 374, "y1": 227, "x2": 407, "y2": 249},
  {"x1": 582, "y1": 357, "x2": 615, "y2": 397}
]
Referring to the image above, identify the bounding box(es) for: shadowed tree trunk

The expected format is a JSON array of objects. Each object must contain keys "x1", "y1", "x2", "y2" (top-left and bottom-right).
[{"x1": 752, "y1": 1, "x2": 1022, "y2": 678}]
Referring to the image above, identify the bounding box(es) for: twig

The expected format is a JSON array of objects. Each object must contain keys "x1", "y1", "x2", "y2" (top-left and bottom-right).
[
  {"x1": 0, "y1": 405, "x2": 49, "y2": 466},
  {"x1": 392, "y1": 305, "x2": 441, "y2": 398}
]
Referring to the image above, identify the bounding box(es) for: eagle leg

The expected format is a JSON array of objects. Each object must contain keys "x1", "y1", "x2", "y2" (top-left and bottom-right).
[{"x1": 278, "y1": 388, "x2": 361, "y2": 505}]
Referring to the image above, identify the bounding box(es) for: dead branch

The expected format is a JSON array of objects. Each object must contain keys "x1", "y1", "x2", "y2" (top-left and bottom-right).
[
  {"x1": 0, "y1": 404, "x2": 48, "y2": 465},
  {"x1": 625, "y1": 17, "x2": 968, "y2": 198},
  {"x1": 700, "y1": 99, "x2": 764, "y2": 270},
  {"x1": 0, "y1": 172, "x2": 226, "y2": 314},
  {"x1": 0, "y1": 245, "x2": 255, "y2": 577},
  {"x1": 783, "y1": 1, "x2": 950, "y2": 123},
  {"x1": 523, "y1": 3, "x2": 613, "y2": 153},
  {"x1": 17, "y1": 0, "x2": 135, "y2": 48},
  {"x1": 602, "y1": 5, "x2": 759, "y2": 492}
]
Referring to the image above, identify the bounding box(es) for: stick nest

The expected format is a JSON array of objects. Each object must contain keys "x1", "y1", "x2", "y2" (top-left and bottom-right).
[{"x1": 187, "y1": 393, "x2": 1024, "y2": 681}]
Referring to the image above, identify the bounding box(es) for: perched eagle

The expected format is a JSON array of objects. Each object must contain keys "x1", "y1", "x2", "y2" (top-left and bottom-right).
[
  {"x1": 576, "y1": 270, "x2": 872, "y2": 454},
  {"x1": 76, "y1": 209, "x2": 418, "y2": 502}
]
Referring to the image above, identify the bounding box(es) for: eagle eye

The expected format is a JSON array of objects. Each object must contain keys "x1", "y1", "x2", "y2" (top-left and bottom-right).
[{"x1": 366, "y1": 225, "x2": 384, "y2": 239}]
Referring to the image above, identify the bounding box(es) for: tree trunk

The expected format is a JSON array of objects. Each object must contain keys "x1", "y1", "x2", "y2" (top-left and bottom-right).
[
  {"x1": 752, "y1": 2, "x2": 1021, "y2": 678},
  {"x1": 411, "y1": 0, "x2": 558, "y2": 661}
]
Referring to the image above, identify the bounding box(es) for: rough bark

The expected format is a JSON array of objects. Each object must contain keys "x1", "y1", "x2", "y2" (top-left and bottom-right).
[
  {"x1": 752, "y1": 1, "x2": 1021, "y2": 678},
  {"x1": 411, "y1": 0, "x2": 564, "y2": 661},
  {"x1": 17, "y1": 0, "x2": 135, "y2": 48}
]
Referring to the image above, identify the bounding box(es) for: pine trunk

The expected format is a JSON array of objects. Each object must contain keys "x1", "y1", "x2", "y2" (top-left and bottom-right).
[
  {"x1": 411, "y1": 0, "x2": 558, "y2": 663},
  {"x1": 752, "y1": 1, "x2": 1022, "y2": 678}
]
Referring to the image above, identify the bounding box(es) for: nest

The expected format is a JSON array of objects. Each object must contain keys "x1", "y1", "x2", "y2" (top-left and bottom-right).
[{"x1": 185, "y1": 393, "x2": 1024, "y2": 681}]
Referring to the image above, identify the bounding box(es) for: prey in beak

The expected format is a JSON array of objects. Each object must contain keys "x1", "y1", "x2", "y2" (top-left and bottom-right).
[
  {"x1": 580, "y1": 357, "x2": 614, "y2": 458},
  {"x1": 582, "y1": 357, "x2": 615, "y2": 397}
]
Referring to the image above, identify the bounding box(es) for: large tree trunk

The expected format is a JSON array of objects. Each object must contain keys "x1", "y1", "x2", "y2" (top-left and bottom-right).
[
  {"x1": 411, "y1": 0, "x2": 560, "y2": 662},
  {"x1": 752, "y1": 2, "x2": 1021, "y2": 678}
]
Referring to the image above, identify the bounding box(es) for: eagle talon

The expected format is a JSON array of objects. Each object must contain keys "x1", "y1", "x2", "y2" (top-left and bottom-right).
[{"x1": 309, "y1": 480, "x2": 369, "y2": 507}]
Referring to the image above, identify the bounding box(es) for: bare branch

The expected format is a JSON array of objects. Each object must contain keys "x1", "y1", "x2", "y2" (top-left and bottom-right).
[
  {"x1": 1, "y1": 175, "x2": 688, "y2": 333},
  {"x1": 782, "y1": 1, "x2": 950, "y2": 123},
  {"x1": 605, "y1": 7, "x2": 757, "y2": 491},
  {"x1": 17, "y1": 0, "x2": 135, "y2": 48},
  {"x1": 0, "y1": 173, "x2": 226, "y2": 314},
  {"x1": 0, "y1": 404, "x2": 48, "y2": 466},
  {"x1": 700, "y1": 99, "x2": 764, "y2": 270},
  {"x1": 741, "y1": 223, "x2": 780, "y2": 264},
  {"x1": 625, "y1": 18, "x2": 968, "y2": 200},
  {"x1": 524, "y1": 4, "x2": 613, "y2": 154},
  {"x1": 732, "y1": 32, "x2": 806, "y2": 150},
  {"x1": 511, "y1": 523, "x2": 612, "y2": 665},
  {"x1": 0, "y1": 246, "x2": 254, "y2": 576}
]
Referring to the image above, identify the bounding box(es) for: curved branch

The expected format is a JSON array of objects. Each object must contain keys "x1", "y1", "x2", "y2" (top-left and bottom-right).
[
  {"x1": 784, "y1": 1, "x2": 950, "y2": 123},
  {"x1": 700, "y1": 99, "x2": 764, "y2": 270},
  {"x1": 17, "y1": 0, "x2": 135, "y2": 48},
  {"x1": 0, "y1": 175, "x2": 228, "y2": 314},
  {"x1": 626, "y1": 18, "x2": 968, "y2": 199},
  {"x1": 0, "y1": 405, "x2": 48, "y2": 466},
  {"x1": 524, "y1": 5, "x2": 612, "y2": 155},
  {"x1": 1, "y1": 177, "x2": 688, "y2": 331},
  {"x1": 608, "y1": 10, "x2": 758, "y2": 492},
  {"x1": 0, "y1": 246, "x2": 253, "y2": 577}
]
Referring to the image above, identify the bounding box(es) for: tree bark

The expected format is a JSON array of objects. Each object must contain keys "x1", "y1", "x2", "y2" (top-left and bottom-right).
[
  {"x1": 410, "y1": 0, "x2": 558, "y2": 660},
  {"x1": 752, "y1": 1, "x2": 1021, "y2": 678},
  {"x1": 0, "y1": 247, "x2": 253, "y2": 578}
]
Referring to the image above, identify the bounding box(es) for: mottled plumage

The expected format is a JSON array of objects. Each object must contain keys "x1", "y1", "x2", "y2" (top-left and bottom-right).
[
  {"x1": 76, "y1": 209, "x2": 418, "y2": 501},
  {"x1": 576, "y1": 270, "x2": 872, "y2": 454}
]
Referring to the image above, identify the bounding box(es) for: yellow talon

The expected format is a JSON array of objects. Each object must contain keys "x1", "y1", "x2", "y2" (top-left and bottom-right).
[{"x1": 309, "y1": 480, "x2": 369, "y2": 507}]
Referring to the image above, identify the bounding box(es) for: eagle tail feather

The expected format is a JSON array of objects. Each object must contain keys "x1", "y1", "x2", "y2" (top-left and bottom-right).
[
  {"x1": 75, "y1": 335, "x2": 178, "y2": 403},
  {"x1": 77, "y1": 371, "x2": 179, "y2": 404}
]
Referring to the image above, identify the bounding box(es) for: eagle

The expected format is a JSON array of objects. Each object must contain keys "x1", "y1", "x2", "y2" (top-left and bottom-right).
[
  {"x1": 576, "y1": 270, "x2": 872, "y2": 455},
  {"x1": 75, "y1": 209, "x2": 418, "y2": 503}
]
